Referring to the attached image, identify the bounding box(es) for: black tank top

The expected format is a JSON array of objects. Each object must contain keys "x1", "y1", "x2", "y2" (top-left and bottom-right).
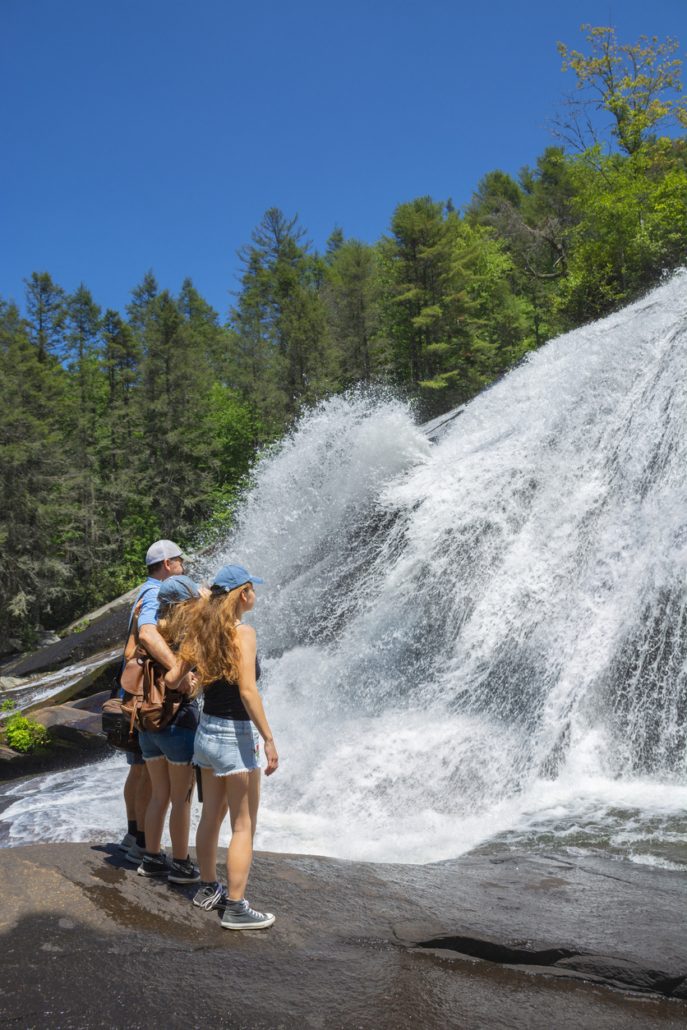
[{"x1": 202, "y1": 656, "x2": 261, "y2": 721}]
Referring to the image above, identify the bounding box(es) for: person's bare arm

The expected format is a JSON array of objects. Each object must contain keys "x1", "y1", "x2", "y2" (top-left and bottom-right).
[
  {"x1": 138, "y1": 624, "x2": 177, "y2": 671},
  {"x1": 164, "y1": 658, "x2": 195, "y2": 694},
  {"x1": 236, "y1": 624, "x2": 278, "y2": 775}
]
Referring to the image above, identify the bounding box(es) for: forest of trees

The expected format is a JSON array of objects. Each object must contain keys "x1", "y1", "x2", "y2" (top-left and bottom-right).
[{"x1": 3, "y1": 26, "x2": 687, "y2": 648}]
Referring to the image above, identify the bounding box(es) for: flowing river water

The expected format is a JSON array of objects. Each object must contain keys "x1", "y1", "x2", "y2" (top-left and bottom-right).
[{"x1": 2, "y1": 272, "x2": 687, "y2": 869}]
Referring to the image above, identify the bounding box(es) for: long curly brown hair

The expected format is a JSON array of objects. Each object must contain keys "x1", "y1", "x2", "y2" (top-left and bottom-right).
[
  {"x1": 158, "y1": 598, "x2": 203, "y2": 698},
  {"x1": 180, "y1": 585, "x2": 247, "y2": 687}
]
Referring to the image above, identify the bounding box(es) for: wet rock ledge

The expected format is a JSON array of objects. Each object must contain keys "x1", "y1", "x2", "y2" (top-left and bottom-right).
[{"x1": 1, "y1": 843, "x2": 686, "y2": 1029}]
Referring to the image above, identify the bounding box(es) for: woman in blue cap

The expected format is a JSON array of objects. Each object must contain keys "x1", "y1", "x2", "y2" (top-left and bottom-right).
[
  {"x1": 136, "y1": 574, "x2": 203, "y2": 885},
  {"x1": 169, "y1": 563, "x2": 278, "y2": 930}
]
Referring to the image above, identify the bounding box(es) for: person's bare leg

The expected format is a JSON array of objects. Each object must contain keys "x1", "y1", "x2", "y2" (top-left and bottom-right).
[
  {"x1": 195, "y1": 769, "x2": 229, "y2": 882},
  {"x1": 225, "y1": 770, "x2": 260, "y2": 901},
  {"x1": 168, "y1": 763, "x2": 195, "y2": 861},
  {"x1": 135, "y1": 764, "x2": 151, "y2": 832},
  {"x1": 123, "y1": 764, "x2": 140, "y2": 822},
  {"x1": 144, "y1": 758, "x2": 170, "y2": 854}
]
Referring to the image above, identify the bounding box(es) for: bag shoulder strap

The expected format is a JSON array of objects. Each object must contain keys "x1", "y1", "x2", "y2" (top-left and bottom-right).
[{"x1": 111, "y1": 584, "x2": 158, "y2": 697}]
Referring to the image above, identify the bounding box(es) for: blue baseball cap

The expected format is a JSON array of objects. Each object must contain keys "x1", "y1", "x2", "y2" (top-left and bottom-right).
[
  {"x1": 157, "y1": 575, "x2": 201, "y2": 606},
  {"x1": 211, "y1": 564, "x2": 264, "y2": 593}
]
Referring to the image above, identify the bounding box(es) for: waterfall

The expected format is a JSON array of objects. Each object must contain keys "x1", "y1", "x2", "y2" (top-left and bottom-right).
[{"x1": 3, "y1": 273, "x2": 687, "y2": 863}]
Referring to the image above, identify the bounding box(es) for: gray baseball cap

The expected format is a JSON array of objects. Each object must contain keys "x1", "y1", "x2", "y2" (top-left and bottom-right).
[{"x1": 145, "y1": 539, "x2": 183, "y2": 566}]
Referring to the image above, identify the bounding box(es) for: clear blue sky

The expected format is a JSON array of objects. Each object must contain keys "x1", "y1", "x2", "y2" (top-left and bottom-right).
[{"x1": 3, "y1": 0, "x2": 686, "y2": 319}]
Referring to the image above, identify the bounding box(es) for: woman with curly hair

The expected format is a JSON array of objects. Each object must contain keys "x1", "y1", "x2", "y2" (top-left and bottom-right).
[{"x1": 169, "y1": 563, "x2": 278, "y2": 929}]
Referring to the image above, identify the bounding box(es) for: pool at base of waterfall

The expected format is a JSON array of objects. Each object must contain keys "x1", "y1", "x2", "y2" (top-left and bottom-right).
[{"x1": 1, "y1": 754, "x2": 685, "y2": 871}]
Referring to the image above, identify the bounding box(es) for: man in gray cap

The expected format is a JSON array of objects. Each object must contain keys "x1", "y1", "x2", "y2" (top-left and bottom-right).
[{"x1": 120, "y1": 539, "x2": 187, "y2": 864}]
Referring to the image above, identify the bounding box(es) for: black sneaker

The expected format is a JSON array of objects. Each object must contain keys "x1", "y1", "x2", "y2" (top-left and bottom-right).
[
  {"x1": 168, "y1": 856, "x2": 200, "y2": 884},
  {"x1": 192, "y1": 881, "x2": 228, "y2": 910},
  {"x1": 136, "y1": 852, "x2": 169, "y2": 877}
]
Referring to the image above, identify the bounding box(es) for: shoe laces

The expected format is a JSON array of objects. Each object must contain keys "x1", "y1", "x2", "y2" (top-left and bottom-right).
[
  {"x1": 231, "y1": 900, "x2": 264, "y2": 919},
  {"x1": 198, "y1": 883, "x2": 226, "y2": 911}
]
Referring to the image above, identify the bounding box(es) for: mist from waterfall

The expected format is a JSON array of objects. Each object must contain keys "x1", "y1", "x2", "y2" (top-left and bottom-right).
[{"x1": 3, "y1": 272, "x2": 687, "y2": 864}]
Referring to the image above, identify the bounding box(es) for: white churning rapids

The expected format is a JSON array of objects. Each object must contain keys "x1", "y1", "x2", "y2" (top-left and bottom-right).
[{"x1": 3, "y1": 272, "x2": 687, "y2": 864}]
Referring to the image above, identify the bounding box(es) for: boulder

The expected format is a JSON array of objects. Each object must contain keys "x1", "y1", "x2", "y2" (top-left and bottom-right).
[
  {"x1": 0, "y1": 676, "x2": 23, "y2": 692},
  {"x1": 32, "y1": 705, "x2": 103, "y2": 741}
]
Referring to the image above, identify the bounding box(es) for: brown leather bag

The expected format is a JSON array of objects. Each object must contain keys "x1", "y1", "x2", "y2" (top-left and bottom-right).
[{"x1": 135, "y1": 657, "x2": 184, "y2": 733}]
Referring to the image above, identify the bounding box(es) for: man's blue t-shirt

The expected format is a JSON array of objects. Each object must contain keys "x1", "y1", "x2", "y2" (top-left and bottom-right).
[{"x1": 136, "y1": 577, "x2": 162, "y2": 627}]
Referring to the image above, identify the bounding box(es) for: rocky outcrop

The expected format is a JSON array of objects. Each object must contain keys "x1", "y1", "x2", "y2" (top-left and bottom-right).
[
  {"x1": 0, "y1": 690, "x2": 112, "y2": 780},
  {"x1": 0, "y1": 843, "x2": 685, "y2": 1029},
  {"x1": 1, "y1": 591, "x2": 135, "y2": 676}
]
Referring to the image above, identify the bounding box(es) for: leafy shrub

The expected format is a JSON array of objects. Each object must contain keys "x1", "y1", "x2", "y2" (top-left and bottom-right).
[
  {"x1": 4, "y1": 713, "x2": 50, "y2": 753},
  {"x1": 0, "y1": 698, "x2": 16, "y2": 713}
]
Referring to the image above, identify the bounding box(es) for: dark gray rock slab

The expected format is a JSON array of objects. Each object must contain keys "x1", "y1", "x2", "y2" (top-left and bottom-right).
[
  {"x1": 0, "y1": 843, "x2": 685, "y2": 1029},
  {"x1": 2, "y1": 598, "x2": 132, "y2": 676},
  {"x1": 392, "y1": 851, "x2": 687, "y2": 992}
]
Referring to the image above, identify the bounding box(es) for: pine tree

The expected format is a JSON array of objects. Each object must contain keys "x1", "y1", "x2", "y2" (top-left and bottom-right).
[
  {"x1": 323, "y1": 236, "x2": 379, "y2": 385},
  {"x1": 24, "y1": 271, "x2": 66, "y2": 361},
  {"x1": 0, "y1": 300, "x2": 71, "y2": 643},
  {"x1": 229, "y1": 208, "x2": 335, "y2": 429}
]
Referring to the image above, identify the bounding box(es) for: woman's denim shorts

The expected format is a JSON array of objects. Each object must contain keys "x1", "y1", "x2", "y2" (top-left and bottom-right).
[
  {"x1": 193, "y1": 713, "x2": 261, "y2": 776},
  {"x1": 138, "y1": 724, "x2": 196, "y2": 765}
]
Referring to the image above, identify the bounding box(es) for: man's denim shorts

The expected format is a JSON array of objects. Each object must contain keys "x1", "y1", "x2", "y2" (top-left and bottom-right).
[
  {"x1": 126, "y1": 751, "x2": 145, "y2": 766},
  {"x1": 138, "y1": 724, "x2": 196, "y2": 765},
  {"x1": 193, "y1": 713, "x2": 261, "y2": 776}
]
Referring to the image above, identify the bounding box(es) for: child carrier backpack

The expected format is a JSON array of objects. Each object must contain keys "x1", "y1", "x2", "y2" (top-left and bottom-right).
[{"x1": 101, "y1": 587, "x2": 185, "y2": 748}]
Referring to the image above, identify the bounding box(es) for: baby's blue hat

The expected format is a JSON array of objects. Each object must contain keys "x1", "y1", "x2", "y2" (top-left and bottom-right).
[
  {"x1": 157, "y1": 574, "x2": 201, "y2": 607},
  {"x1": 211, "y1": 564, "x2": 264, "y2": 593}
]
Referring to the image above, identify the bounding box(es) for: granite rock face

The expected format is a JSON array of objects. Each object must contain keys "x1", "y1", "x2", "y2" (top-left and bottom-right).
[
  {"x1": 1, "y1": 594, "x2": 133, "y2": 676},
  {"x1": 0, "y1": 843, "x2": 685, "y2": 1029}
]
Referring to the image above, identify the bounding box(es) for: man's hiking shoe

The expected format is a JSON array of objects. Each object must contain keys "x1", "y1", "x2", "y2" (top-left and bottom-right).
[
  {"x1": 118, "y1": 832, "x2": 135, "y2": 852},
  {"x1": 168, "y1": 857, "x2": 200, "y2": 884},
  {"x1": 193, "y1": 881, "x2": 228, "y2": 911},
  {"x1": 124, "y1": 842, "x2": 145, "y2": 865},
  {"x1": 220, "y1": 899, "x2": 275, "y2": 930},
  {"x1": 136, "y1": 853, "x2": 169, "y2": 877}
]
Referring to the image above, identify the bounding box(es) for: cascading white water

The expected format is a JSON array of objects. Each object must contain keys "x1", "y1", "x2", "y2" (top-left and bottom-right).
[{"x1": 3, "y1": 273, "x2": 687, "y2": 864}]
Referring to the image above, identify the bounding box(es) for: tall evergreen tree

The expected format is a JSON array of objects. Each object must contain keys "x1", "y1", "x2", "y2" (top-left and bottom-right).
[
  {"x1": 323, "y1": 237, "x2": 379, "y2": 385},
  {"x1": 229, "y1": 208, "x2": 334, "y2": 429},
  {"x1": 0, "y1": 300, "x2": 71, "y2": 642},
  {"x1": 24, "y1": 272, "x2": 66, "y2": 361},
  {"x1": 378, "y1": 197, "x2": 458, "y2": 385},
  {"x1": 139, "y1": 290, "x2": 217, "y2": 537}
]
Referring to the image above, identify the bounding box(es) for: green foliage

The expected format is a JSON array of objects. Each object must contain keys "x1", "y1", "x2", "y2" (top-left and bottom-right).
[
  {"x1": 558, "y1": 26, "x2": 687, "y2": 155},
  {"x1": 557, "y1": 142, "x2": 687, "y2": 322},
  {"x1": 1, "y1": 699, "x2": 17, "y2": 713},
  {"x1": 4, "y1": 713, "x2": 50, "y2": 753},
  {"x1": 228, "y1": 208, "x2": 335, "y2": 431},
  {"x1": 323, "y1": 237, "x2": 381, "y2": 385}
]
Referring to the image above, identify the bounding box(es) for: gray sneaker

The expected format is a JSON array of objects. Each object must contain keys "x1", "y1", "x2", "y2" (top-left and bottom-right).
[
  {"x1": 193, "y1": 881, "x2": 228, "y2": 911},
  {"x1": 221, "y1": 899, "x2": 275, "y2": 930},
  {"x1": 118, "y1": 832, "x2": 136, "y2": 852},
  {"x1": 124, "y1": 842, "x2": 145, "y2": 865}
]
